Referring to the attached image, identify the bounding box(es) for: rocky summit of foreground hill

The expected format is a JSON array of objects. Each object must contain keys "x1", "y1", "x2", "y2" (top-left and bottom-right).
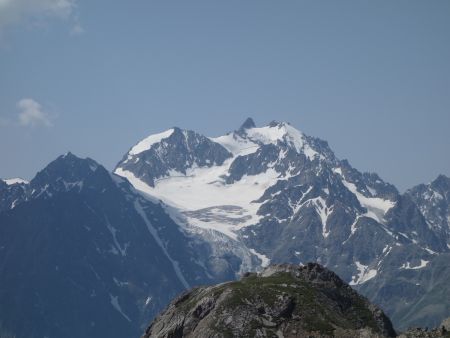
[
  {"x1": 398, "y1": 317, "x2": 450, "y2": 338},
  {"x1": 142, "y1": 263, "x2": 397, "y2": 338}
]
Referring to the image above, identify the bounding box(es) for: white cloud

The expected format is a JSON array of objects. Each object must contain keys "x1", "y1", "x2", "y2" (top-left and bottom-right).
[
  {"x1": 70, "y1": 21, "x2": 84, "y2": 35},
  {"x1": 0, "y1": 0, "x2": 82, "y2": 34},
  {"x1": 17, "y1": 98, "x2": 53, "y2": 127}
]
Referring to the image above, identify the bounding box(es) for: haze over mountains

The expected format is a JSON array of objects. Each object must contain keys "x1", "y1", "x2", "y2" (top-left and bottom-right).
[{"x1": 1, "y1": 118, "x2": 449, "y2": 337}]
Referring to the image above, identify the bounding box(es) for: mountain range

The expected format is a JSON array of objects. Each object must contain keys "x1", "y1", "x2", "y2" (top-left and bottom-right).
[{"x1": 0, "y1": 118, "x2": 449, "y2": 337}]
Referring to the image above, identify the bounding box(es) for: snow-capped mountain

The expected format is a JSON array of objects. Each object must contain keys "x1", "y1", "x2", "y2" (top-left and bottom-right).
[
  {"x1": 115, "y1": 118, "x2": 450, "y2": 330},
  {"x1": 115, "y1": 119, "x2": 339, "y2": 241},
  {"x1": 117, "y1": 127, "x2": 232, "y2": 187}
]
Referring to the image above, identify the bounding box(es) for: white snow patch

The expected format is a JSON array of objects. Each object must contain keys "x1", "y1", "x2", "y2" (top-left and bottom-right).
[
  {"x1": 350, "y1": 216, "x2": 362, "y2": 235},
  {"x1": 311, "y1": 197, "x2": 332, "y2": 238},
  {"x1": 63, "y1": 180, "x2": 84, "y2": 191},
  {"x1": 349, "y1": 261, "x2": 377, "y2": 285},
  {"x1": 333, "y1": 167, "x2": 343, "y2": 176},
  {"x1": 109, "y1": 294, "x2": 131, "y2": 322},
  {"x1": 11, "y1": 199, "x2": 19, "y2": 209},
  {"x1": 244, "y1": 123, "x2": 320, "y2": 160},
  {"x1": 4, "y1": 178, "x2": 28, "y2": 185},
  {"x1": 288, "y1": 186, "x2": 314, "y2": 218},
  {"x1": 128, "y1": 129, "x2": 174, "y2": 155},
  {"x1": 211, "y1": 133, "x2": 259, "y2": 157},
  {"x1": 400, "y1": 260, "x2": 429, "y2": 270},
  {"x1": 248, "y1": 248, "x2": 271, "y2": 268},
  {"x1": 113, "y1": 277, "x2": 128, "y2": 287},
  {"x1": 105, "y1": 216, "x2": 128, "y2": 257},
  {"x1": 342, "y1": 180, "x2": 395, "y2": 224},
  {"x1": 342, "y1": 216, "x2": 363, "y2": 245},
  {"x1": 398, "y1": 232, "x2": 410, "y2": 239},
  {"x1": 424, "y1": 247, "x2": 437, "y2": 255}
]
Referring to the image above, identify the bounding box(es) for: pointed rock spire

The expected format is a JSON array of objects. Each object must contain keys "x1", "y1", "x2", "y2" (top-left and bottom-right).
[{"x1": 238, "y1": 117, "x2": 256, "y2": 133}]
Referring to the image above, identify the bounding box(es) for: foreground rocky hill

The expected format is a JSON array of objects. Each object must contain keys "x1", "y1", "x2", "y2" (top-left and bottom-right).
[
  {"x1": 399, "y1": 316, "x2": 450, "y2": 338},
  {"x1": 143, "y1": 263, "x2": 397, "y2": 338}
]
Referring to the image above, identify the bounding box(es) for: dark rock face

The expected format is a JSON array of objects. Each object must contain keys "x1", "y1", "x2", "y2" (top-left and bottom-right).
[
  {"x1": 238, "y1": 117, "x2": 256, "y2": 133},
  {"x1": 406, "y1": 175, "x2": 450, "y2": 245},
  {"x1": 0, "y1": 153, "x2": 229, "y2": 338},
  {"x1": 143, "y1": 263, "x2": 397, "y2": 338},
  {"x1": 0, "y1": 179, "x2": 28, "y2": 212}
]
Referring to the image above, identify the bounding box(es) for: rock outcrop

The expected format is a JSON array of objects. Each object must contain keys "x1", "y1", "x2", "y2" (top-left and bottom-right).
[
  {"x1": 142, "y1": 263, "x2": 397, "y2": 338},
  {"x1": 398, "y1": 317, "x2": 450, "y2": 338}
]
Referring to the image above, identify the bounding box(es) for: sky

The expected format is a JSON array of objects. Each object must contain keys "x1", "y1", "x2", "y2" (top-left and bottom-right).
[{"x1": 0, "y1": 0, "x2": 449, "y2": 191}]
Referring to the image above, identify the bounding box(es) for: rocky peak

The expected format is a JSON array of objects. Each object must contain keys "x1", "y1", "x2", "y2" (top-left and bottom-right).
[
  {"x1": 267, "y1": 120, "x2": 287, "y2": 127},
  {"x1": 405, "y1": 174, "x2": 450, "y2": 243},
  {"x1": 237, "y1": 117, "x2": 256, "y2": 133},
  {"x1": 33, "y1": 152, "x2": 100, "y2": 180},
  {"x1": 27, "y1": 152, "x2": 113, "y2": 199},
  {"x1": 430, "y1": 174, "x2": 450, "y2": 192}
]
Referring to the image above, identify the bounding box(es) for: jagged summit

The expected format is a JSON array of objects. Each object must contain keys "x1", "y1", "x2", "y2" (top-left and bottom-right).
[
  {"x1": 268, "y1": 119, "x2": 290, "y2": 128},
  {"x1": 431, "y1": 174, "x2": 450, "y2": 189},
  {"x1": 33, "y1": 152, "x2": 100, "y2": 184}
]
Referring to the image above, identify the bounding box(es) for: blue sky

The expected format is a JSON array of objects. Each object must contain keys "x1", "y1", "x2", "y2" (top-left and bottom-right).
[{"x1": 0, "y1": 0, "x2": 449, "y2": 191}]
